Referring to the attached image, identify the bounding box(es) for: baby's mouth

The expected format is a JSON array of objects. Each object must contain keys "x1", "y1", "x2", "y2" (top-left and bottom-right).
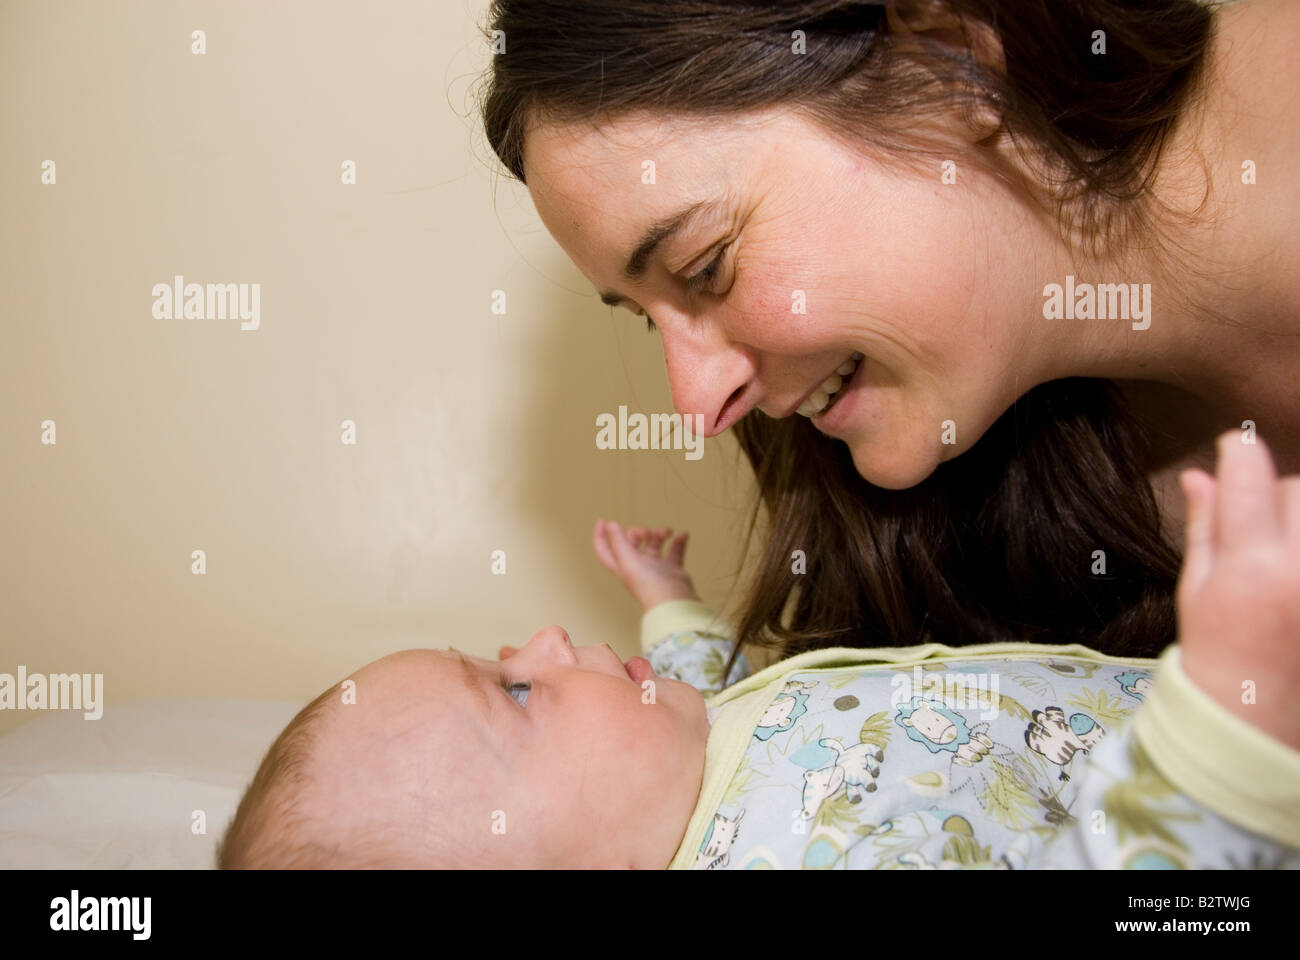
[
  {"x1": 796, "y1": 352, "x2": 864, "y2": 418},
  {"x1": 625, "y1": 657, "x2": 654, "y2": 685}
]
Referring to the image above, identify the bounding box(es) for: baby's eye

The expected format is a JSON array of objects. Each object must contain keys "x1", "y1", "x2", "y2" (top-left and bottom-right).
[{"x1": 500, "y1": 677, "x2": 531, "y2": 707}]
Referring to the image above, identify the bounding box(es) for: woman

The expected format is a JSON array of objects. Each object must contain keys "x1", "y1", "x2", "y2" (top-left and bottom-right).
[{"x1": 478, "y1": 0, "x2": 1300, "y2": 665}]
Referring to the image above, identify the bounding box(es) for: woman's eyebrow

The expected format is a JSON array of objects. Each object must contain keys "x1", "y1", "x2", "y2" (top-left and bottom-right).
[{"x1": 599, "y1": 198, "x2": 714, "y2": 306}]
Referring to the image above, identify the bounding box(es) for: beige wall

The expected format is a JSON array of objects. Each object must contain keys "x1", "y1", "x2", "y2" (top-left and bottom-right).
[{"x1": 0, "y1": 0, "x2": 758, "y2": 734}]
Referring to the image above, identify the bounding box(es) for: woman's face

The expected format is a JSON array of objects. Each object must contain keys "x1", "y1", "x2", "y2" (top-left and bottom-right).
[{"x1": 523, "y1": 107, "x2": 1057, "y2": 489}]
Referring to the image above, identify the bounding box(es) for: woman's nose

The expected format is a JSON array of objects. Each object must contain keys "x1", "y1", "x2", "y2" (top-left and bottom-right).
[{"x1": 659, "y1": 324, "x2": 756, "y2": 437}]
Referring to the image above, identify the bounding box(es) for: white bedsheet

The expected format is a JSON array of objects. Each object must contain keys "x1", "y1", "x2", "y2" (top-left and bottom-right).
[{"x1": 0, "y1": 698, "x2": 299, "y2": 869}]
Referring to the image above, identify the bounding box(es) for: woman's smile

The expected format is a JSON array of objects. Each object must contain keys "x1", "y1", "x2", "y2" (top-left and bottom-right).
[
  {"x1": 794, "y1": 351, "x2": 865, "y2": 420},
  {"x1": 806, "y1": 353, "x2": 868, "y2": 436}
]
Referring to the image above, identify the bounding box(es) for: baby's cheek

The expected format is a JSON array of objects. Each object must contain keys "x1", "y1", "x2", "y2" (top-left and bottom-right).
[
  {"x1": 572, "y1": 682, "x2": 702, "y2": 783},
  {"x1": 604, "y1": 690, "x2": 672, "y2": 757},
  {"x1": 643, "y1": 690, "x2": 707, "y2": 770}
]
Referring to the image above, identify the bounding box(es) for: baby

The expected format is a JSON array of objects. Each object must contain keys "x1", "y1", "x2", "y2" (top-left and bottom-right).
[{"x1": 218, "y1": 434, "x2": 1300, "y2": 868}]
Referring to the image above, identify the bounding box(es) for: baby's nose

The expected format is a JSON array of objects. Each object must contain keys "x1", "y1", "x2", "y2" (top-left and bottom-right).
[{"x1": 527, "y1": 624, "x2": 573, "y2": 653}]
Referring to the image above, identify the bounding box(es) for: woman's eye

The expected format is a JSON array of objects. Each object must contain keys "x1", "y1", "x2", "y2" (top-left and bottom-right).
[
  {"x1": 632, "y1": 242, "x2": 730, "y2": 333},
  {"x1": 501, "y1": 678, "x2": 531, "y2": 707},
  {"x1": 685, "y1": 245, "x2": 728, "y2": 297}
]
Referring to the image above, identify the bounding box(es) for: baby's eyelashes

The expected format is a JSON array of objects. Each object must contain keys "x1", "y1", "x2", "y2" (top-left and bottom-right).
[{"x1": 501, "y1": 676, "x2": 531, "y2": 707}]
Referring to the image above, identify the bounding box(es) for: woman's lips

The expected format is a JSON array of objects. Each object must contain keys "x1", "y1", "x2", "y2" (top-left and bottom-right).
[
  {"x1": 812, "y1": 355, "x2": 866, "y2": 433},
  {"x1": 625, "y1": 657, "x2": 654, "y2": 684},
  {"x1": 796, "y1": 352, "x2": 864, "y2": 418}
]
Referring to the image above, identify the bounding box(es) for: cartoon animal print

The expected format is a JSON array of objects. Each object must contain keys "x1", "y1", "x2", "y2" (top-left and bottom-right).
[
  {"x1": 1114, "y1": 670, "x2": 1154, "y2": 702},
  {"x1": 1024, "y1": 706, "x2": 1105, "y2": 781},
  {"x1": 896, "y1": 850, "x2": 1015, "y2": 870},
  {"x1": 695, "y1": 809, "x2": 745, "y2": 869},
  {"x1": 895, "y1": 697, "x2": 993, "y2": 766},
  {"x1": 753, "y1": 679, "x2": 817, "y2": 742},
  {"x1": 1041, "y1": 659, "x2": 1104, "y2": 679},
  {"x1": 797, "y1": 736, "x2": 886, "y2": 821},
  {"x1": 800, "y1": 764, "x2": 843, "y2": 823},
  {"x1": 866, "y1": 811, "x2": 1018, "y2": 870},
  {"x1": 894, "y1": 851, "x2": 939, "y2": 869}
]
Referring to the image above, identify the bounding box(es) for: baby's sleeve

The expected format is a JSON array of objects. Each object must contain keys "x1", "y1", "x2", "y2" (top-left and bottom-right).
[
  {"x1": 1028, "y1": 645, "x2": 1300, "y2": 868},
  {"x1": 637, "y1": 599, "x2": 751, "y2": 698}
]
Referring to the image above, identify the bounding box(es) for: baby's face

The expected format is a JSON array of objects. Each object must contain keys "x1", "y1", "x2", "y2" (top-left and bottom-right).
[{"x1": 303, "y1": 625, "x2": 710, "y2": 868}]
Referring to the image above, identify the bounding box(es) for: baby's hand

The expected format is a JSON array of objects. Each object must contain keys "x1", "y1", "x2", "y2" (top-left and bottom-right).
[
  {"x1": 592, "y1": 518, "x2": 701, "y2": 611},
  {"x1": 1176, "y1": 432, "x2": 1300, "y2": 750}
]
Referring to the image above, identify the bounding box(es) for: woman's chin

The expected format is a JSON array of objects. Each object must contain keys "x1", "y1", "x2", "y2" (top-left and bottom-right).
[{"x1": 848, "y1": 439, "x2": 944, "y2": 491}]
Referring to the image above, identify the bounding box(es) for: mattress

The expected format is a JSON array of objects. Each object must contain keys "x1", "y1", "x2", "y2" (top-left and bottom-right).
[{"x1": 0, "y1": 698, "x2": 299, "y2": 868}]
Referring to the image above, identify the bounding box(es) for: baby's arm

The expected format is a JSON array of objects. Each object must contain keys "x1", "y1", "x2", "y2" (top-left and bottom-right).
[
  {"x1": 1174, "y1": 432, "x2": 1300, "y2": 751},
  {"x1": 1031, "y1": 433, "x2": 1300, "y2": 866},
  {"x1": 591, "y1": 519, "x2": 751, "y2": 697},
  {"x1": 591, "y1": 520, "x2": 698, "y2": 609}
]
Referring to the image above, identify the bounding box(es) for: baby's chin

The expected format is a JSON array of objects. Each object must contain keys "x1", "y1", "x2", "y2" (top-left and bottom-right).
[{"x1": 656, "y1": 674, "x2": 711, "y2": 736}]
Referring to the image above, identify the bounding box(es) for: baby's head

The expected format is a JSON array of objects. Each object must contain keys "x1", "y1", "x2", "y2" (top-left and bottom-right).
[{"x1": 217, "y1": 625, "x2": 709, "y2": 868}]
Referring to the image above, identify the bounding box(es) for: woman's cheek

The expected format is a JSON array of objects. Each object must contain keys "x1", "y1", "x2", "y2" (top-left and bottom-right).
[
  {"x1": 723, "y1": 281, "x2": 783, "y2": 346},
  {"x1": 732, "y1": 236, "x2": 814, "y2": 317},
  {"x1": 728, "y1": 270, "x2": 840, "y2": 352}
]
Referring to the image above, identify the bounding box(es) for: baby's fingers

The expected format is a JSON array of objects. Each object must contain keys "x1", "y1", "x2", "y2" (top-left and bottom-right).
[
  {"x1": 1178, "y1": 469, "x2": 1216, "y2": 598},
  {"x1": 1214, "y1": 431, "x2": 1281, "y2": 554},
  {"x1": 592, "y1": 518, "x2": 620, "y2": 572},
  {"x1": 667, "y1": 531, "x2": 689, "y2": 567},
  {"x1": 646, "y1": 527, "x2": 671, "y2": 554},
  {"x1": 604, "y1": 520, "x2": 642, "y2": 568},
  {"x1": 1285, "y1": 476, "x2": 1300, "y2": 548}
]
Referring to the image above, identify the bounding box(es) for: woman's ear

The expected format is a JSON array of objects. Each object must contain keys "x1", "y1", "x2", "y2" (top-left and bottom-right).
[
  {"x1": 885, "y1": 0, "x2": 1005, "y2": 70},
  {"x1": 885, "y1": 0, "x2": 957, "y2": 40},
  {"x1": 885, "y1": 0, "x2": 1007, "y2": 142}
]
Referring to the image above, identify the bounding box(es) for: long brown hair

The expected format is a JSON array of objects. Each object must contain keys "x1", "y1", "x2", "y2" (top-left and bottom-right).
[
  {"x1": 479, "y1": 0, "x2": 1214, "y2": 664},
  {"x1": 730, "y1": 379, "x2": 1179, "y2": 667}
]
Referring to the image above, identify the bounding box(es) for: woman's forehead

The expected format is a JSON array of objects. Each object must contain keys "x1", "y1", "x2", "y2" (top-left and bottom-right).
[
  {"x1": 524, "y1": 108, "x2": 784, "y2": 189},
  {"x1": 526, "y1": 121, "x2": 756, "y2": 255}
]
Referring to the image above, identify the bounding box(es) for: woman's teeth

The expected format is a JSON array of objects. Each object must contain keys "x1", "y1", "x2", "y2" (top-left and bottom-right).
[{"x1": 797, "y1": 353, "x2": 864, "y2": 417}]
